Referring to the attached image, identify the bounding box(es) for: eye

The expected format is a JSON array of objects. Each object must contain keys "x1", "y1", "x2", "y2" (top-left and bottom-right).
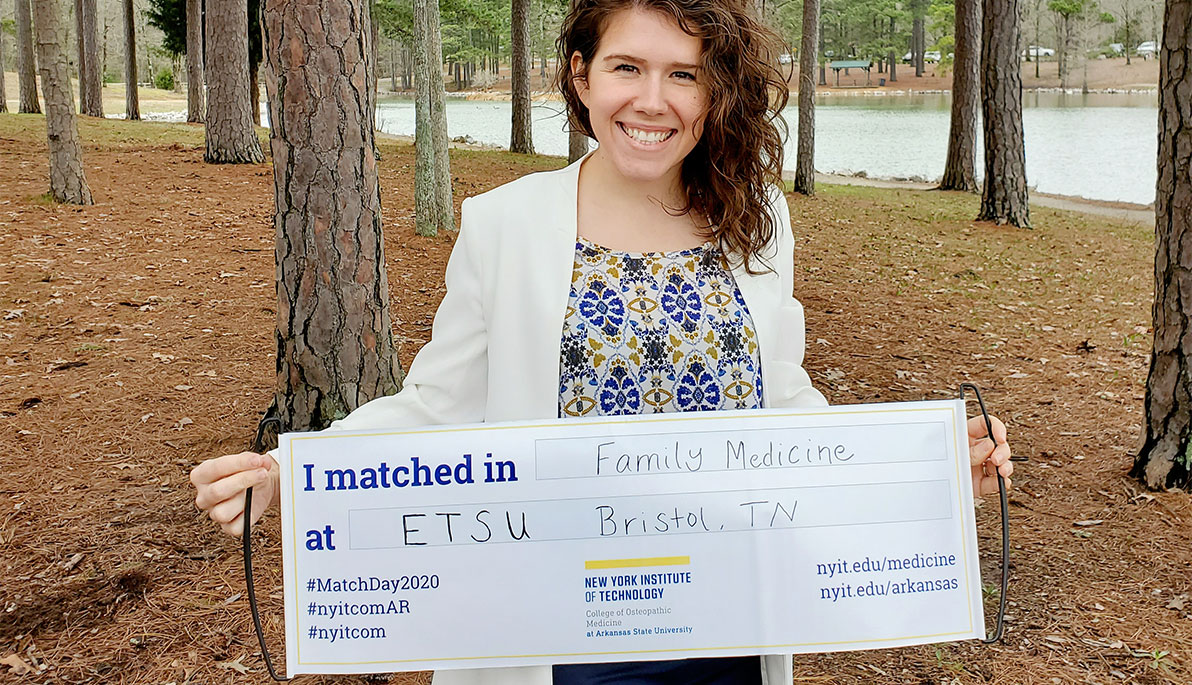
[
  {"x1": 672, "y1": 71, "x2": 696, "y2": 82},
  {"x1": 614, "y1": 64, "x2": 639, "y2": 74}
]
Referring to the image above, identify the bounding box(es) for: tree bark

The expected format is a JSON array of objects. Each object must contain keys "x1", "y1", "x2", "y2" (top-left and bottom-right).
[
  {"x1": 940, "y1": 0, "x2": 980, "y2": 191},
  {"x1": 510, "y1": 0, "x2": 533, "y2": 153},
  {"x1": 123, "y1": 0, "x2": 139, "y2": 120},
  {"x1": 568, "y1": 129, "x2": 589, "y2": 163},
  {"x1": 251, "y1": 0, "x2": 263, "y2": 125},
  {"x1": 403, "y1": 46, "x2": 412, "y2": 90},
  {"x1": 977, "y1": 0, "x2": 1030, "y2": 227},
  {"x1": 413, "y1": 0, "x2": 436, "y2": 236},
  {"x1": 793, "y1": 0, "x2": 819, "y2": 196},
  {"x1": 75, "y1": 0, "x2": 102, "y2": 116},
  {"x1": 413, "y1": 0, "x2": 454, "y2": 235},
  {"x1": 888, "y1": 16, "x2": 897, "y2": 82},
  {"x1": 0, "y1": 21, "x2": 7, "y2": 112},
  {"x1": 249, "y1": 59, "x2": 260, "y2": 126},
  {"x1": 15, "y1": 0, "x2": 42, "y2": 113},
  {"x1": 390, "y1": 37, "x2": 398, "y2": 91},
  {"x1": 913, "y1": 16, "x2": 925, "y2": 76},
  {"x1": 1134, "y1": 0, "x2": 1192, "y2": 490},
  {"x1": 261, "y1": 0, "x2": 403, "y2": 433},
  {"x1": 34, "y1": 0, "x2": 92, "y2": 205},
  {"x1": 427, "y1": 0, "x2": 454, "y2": 232},
  {"x1": 186, "y1": 0, "x2": 204, "y2": 123},
  {"x1": 204, "y1": 0, "x2": 264, "y2": 163},
  {"x1": 370, "y1": 0, "x2": 379, "y2": 100}
]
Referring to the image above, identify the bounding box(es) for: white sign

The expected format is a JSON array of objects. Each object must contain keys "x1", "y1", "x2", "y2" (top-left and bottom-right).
[{"x1": 278, "y1": 400, "x2": 984, "y2": 675}]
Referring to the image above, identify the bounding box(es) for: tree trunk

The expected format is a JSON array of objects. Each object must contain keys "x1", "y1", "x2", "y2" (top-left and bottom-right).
[
  {"x1": 1135, "y1": 0, "x2": 1192, "y2": 490},
  {"x1": 123, "y1": 0, "x2": 139, "y2": 120},
  {"x1": 370, "y1": 0, "x2": 379, "y2": 107},
  {"x1": 510, "y1": 0, "x2": 533, "y2": 153},
  {"x1": 1033, "y1": 8, "x2": 1040, "y2": 78},
  {"x1": 33, "y1": 0, "x2": 93, "y2": 204},
  {"x1": 413, "y1": 0, "x2": 454, "y2": 235},
  {"x1": 390, "y1": 37, "x2": 398, "y2": 91},
  {"x1": 403, "y1": 46, "x2": 412, "y2": 90},
  {"x1": 793, "y1": 0, "x2": 819, "y2": 196},
  {"x1": 568, "y1": 129, "x2": 588, "y2": 163},
  {"x1": 186, "y1": 0, "x2": 204, "y2": 123},
  {"x1": 249, "y1": 59, "x2": 260, "y2": 126},
  {"x1": 204, "y1": 0, "x2": 264, "y2": 163},
  {"x1": 428, "y1": 0, "x2": 454, "y2": 232},
  {"x1": 1063, "y1": 15, "x2": 1072, "y2": 86},
  {"x1": 76, "y1": 0, "x2": 102, "y2": 116},
  {"x1": 16, "y1": 0, "x2": 42, "y2": 113},
  {"x1": 261, "y1": 0, "x2": 403, "y2": 433},
  {"x1": 977, "y1": 0, "x2": 1030, "y2": 226},
  {"x1": 0, "y1": 21, "x2": 7, "y2": 112},
  {"x1": 1125, "y1": 22, "x2": 1132, "y2": 66},
  {"x1": 102, "y1": 11, "x2": 108, "y2": 82},
  {"x1": 888, "y1": 17, "x2": 897, "y2": 82},
  {"x1": 913, "y1": 16, "x2": 924, "y2": 76},
  {"x1": 940, "y1": 0, "x2": 980, "y2": 191}
]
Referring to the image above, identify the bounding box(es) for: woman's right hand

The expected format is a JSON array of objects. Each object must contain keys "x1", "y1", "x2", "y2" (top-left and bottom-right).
[{"x1": 190, "y1": 452, "x2": 280, "y2": 536}]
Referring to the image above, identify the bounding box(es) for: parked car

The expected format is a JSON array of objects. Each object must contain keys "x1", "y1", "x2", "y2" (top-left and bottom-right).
[
  {"x1": 1108, "y1": 43, "x2": 1124, "y2": 55},
  {"x1": 1022, "y1": 45, "x2": 1055, "y2": 58},
  {"x1": 778, "y1": 53, "x2": 793, "y2": 65},
  {"x1": 901, "y1": 50, "x2": 942, "y2": 64},
  {"x1": 1136, "y1": 41, "x2": 1158, "y2": 58}
]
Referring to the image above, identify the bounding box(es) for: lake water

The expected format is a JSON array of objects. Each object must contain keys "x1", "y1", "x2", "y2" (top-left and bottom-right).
[{"x1": 374, "y1": 91, "x2": 1158, "y2": 206}]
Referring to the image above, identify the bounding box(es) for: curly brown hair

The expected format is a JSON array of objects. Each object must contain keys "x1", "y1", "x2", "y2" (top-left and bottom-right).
[{"x1": 556, "y1": 0, "x2": 790, "y2": 273}]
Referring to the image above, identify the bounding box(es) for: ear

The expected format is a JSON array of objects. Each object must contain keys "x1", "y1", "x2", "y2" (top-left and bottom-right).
[{"x1": 570, "y1": 51, "x2": 590, "y2": 105}]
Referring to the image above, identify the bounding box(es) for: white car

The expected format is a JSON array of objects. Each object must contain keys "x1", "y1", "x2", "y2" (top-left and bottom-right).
[
  {"x1": 1136, "y1": 41, "x2": 1157, "y2": 57},
  {"x1": 1022, "y1": 45, "x2": 1055, "y2": 58},
  {"x1": 901, "y1": 50, "x2": 942, "y2": 64}
]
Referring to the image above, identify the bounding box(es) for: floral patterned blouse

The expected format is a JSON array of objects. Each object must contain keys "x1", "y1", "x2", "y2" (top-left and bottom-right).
[{"x1": 558, "y1": 237, "x2": 764, "y2": 418}]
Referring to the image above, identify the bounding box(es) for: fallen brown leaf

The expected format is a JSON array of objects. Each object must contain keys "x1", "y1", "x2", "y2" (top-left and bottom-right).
[{"x1": 1, "y1": 654, "x2": 33, "y2": 675}]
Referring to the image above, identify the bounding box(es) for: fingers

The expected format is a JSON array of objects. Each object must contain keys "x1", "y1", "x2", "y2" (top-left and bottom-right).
[
  {"x1": 967, "y1": 414, "x2": 1007, "y2": 443},
  {"x1": 191, "y1": 453, "x2": 270, "y2": 536},
  {"x1": 219, "y1": 511, "x2": 246, "y2": 537},
  {"x1": 194, "y1": 466, "x2": 269, "y2": 512},
  {"x1": 968, "y1": 416, "x2": 1012, "y2": 472},
  {"x1": 977, "y1": 474, "x2": 1011, "y2": 497},
  {"x1": 190, "y1": 452, "x2": 268, "y2": 487}
]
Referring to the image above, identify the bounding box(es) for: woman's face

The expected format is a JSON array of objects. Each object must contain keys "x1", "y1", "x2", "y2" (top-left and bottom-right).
[{"x1": 572, "y1": 8, "x2": 707, "y2": 187}]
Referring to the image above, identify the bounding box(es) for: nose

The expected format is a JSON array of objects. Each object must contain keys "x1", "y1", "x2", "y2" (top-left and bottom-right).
[{"x1": 633, "y1": 74, "x2": 667, "y2": 116}]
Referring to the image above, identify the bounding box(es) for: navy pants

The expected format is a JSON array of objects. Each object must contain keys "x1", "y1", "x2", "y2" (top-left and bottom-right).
[{"x1": 553, "y1": 656, "x2": 763, "y2": 684}]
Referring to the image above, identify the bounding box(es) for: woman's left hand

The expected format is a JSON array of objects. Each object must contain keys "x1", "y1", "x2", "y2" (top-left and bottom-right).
[{"x1": 968, "y1": 415, "x2": 1012, "y2": 498}]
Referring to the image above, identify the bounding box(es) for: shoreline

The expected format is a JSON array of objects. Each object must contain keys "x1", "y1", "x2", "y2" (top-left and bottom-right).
[
  {"x1": 81, "y1": 115, "x2": 1154, "y2": 226},
  {"x1": 805, "y1": 171, "x2": 1154, "y2": 225},
  {"x1": 384, "y1": 126, "x2": 1156, "y2": 225},
  {"x1": 398, "y1": 84, "x2": 1158, "y2": 102}
]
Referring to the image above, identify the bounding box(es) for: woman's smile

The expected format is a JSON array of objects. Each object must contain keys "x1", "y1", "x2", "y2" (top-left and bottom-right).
[
  {"x1": 617, "y1": 122, "x2": 677, "y2": 145},
  {"x1": 572, "y1": 8, "x2": 707, "y2": 190}
]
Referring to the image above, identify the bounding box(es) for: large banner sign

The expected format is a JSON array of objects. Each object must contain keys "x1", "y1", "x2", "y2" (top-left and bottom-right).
[{"x1": 279, "y1": 400, "x2": 984, "y2": 675}]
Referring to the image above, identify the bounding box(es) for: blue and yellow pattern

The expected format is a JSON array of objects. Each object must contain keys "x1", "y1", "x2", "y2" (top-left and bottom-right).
[{"x1": 558, "y1": 237, "x2": 763, "y2": 417}]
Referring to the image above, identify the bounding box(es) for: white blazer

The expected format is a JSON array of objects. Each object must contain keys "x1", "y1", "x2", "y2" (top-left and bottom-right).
[{"x1": 327, "y1": 155, "x2": 827, "y2": 685}]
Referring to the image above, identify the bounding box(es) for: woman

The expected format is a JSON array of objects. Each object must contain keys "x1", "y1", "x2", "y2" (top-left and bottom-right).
[{"x1": 192, "y1": 0, "x2": 1013, "y2": 683}]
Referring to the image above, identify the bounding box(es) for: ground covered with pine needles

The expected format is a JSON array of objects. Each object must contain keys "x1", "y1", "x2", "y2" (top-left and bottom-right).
[{"x1": 0, "y1": 115, "x2": 1188, "y2": 684}]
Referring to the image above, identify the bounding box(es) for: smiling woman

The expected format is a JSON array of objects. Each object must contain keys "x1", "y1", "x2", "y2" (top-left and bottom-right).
[
  {"x1": 557, "y1": 0, "x2": 791, "y2": 267},
  {"x1": 189, "y1": 0, "x2": 1014, "y2": 683}
]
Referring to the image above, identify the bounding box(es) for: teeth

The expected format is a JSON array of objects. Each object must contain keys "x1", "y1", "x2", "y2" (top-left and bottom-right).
[{"x1": 622, "y1": 125, "x2": 673, "y2": 144}]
